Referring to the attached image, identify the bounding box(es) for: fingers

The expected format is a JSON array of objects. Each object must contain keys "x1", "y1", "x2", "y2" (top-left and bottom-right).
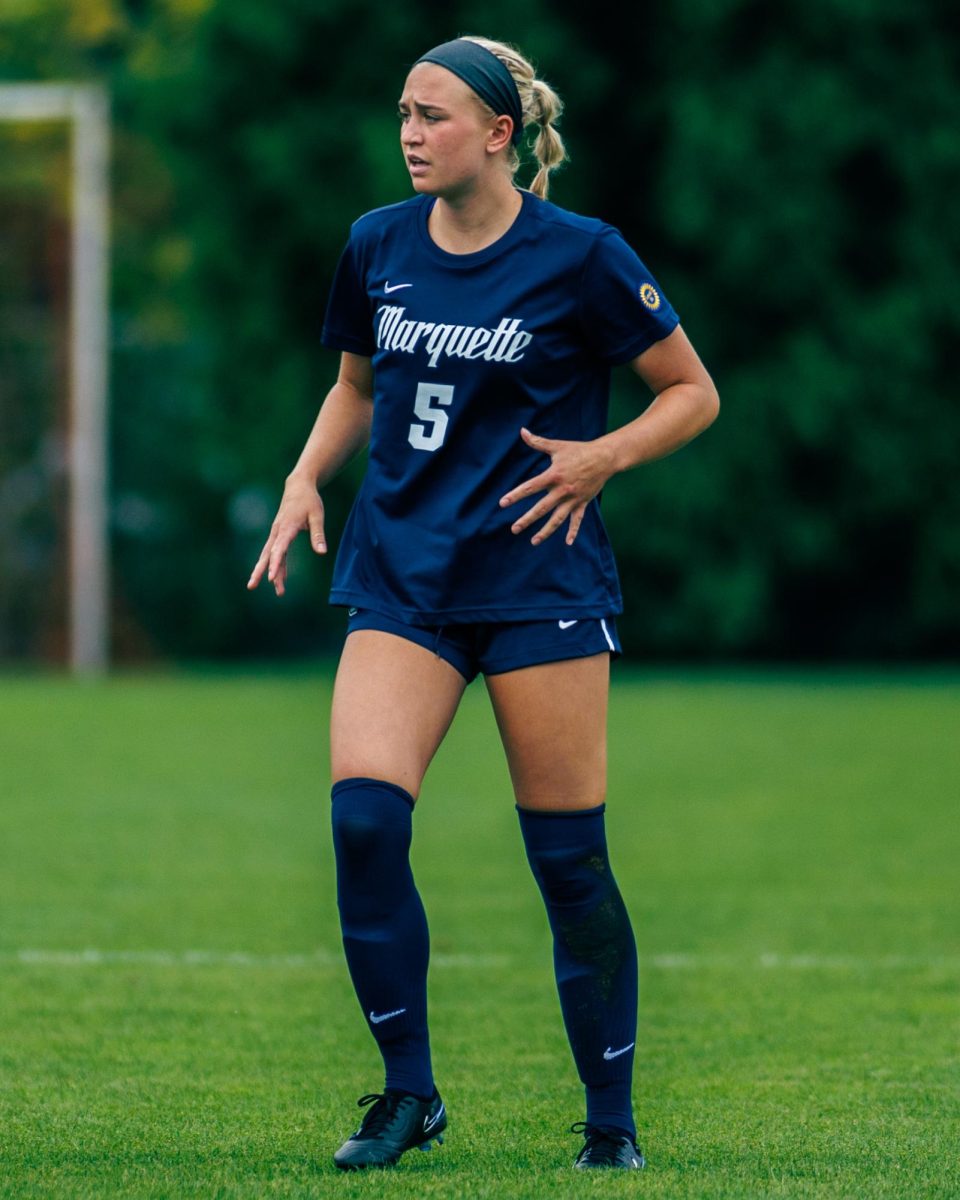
[
  {"x1": 248, "y1": 484, "x2": 326, "y2": 596},
  {"x1": 520, "y1": 426, "x2": 557, "y2": 451},
  {"x1": 508, "y1": 491, "x2": 574, "y2": 545},
  {"x1": 247, "y1": 544, "x2": 269, "y2": 590},
  {"x1": 266, "y1": 526, "x2": 297, "y2": 595},
  {"x1": 508, "y1": 494, "x2": 590, "y2": 547},
  {"x1": 308, "y1": 507, "x2": 327, "y2": 555},
  {"x1": 247, "y1": 521, "x2": 298, "y2": 597},
  {"x1": 565, "y1": 503, "x2": 587, "y2": 546},
  {"x1": 508, "y1": 491, "x2": 559, "y2": 538},
  {"x1": 529, "y1": 499, "x2": 576, "y2": 545},
  {"x1": 499, "y1": 468, "x2": 551, "y2": 511},
  {"x1": 505, "y1": 428, "x2": 598, "y2": 546},
  {"x1": 499, "y1": 428, "x2": 558, "y2": 509}
]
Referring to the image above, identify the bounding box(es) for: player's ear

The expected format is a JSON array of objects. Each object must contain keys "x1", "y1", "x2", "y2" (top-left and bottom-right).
[{"x1": 487, "y1": 114, "x2": 514, "y2": 153}]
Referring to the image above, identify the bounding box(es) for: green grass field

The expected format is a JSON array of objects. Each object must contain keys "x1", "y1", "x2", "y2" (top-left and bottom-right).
[{"x1": 1, "y1": 667, "x2": 958, "y2": 1199}]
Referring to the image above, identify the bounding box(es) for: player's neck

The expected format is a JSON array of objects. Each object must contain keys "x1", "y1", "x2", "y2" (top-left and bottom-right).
[{"x1": 427, "y1": 182, "x2": 523, "y2": 256}]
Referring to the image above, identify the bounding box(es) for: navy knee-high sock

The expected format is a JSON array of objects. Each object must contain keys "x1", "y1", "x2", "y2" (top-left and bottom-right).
[
  {"x1": 331, "y1": 777, "x2": 433, "y2": 1098},
  {"x1": 517, "y1": 803, "x2": 638, "y2": 1139}
]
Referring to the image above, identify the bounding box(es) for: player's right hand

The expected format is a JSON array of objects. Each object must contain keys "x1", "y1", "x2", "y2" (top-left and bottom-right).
[{"x1": 247, "y1": 475, "x2": 326, "y2": 597}]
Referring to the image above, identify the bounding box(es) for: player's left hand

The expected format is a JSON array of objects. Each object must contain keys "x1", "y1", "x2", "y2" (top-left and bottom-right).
[{"x1": 499, "y1": 427, "x2": 616, "y2": 546}]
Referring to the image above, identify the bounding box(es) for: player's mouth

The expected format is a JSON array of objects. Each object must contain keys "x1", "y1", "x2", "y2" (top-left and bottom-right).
[{"x1": 407, "y1": 156, "x2": 430, "y2": 172}]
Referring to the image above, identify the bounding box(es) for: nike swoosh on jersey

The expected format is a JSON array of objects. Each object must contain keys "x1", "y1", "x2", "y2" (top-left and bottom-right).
[
  {"x1": 384, "y1": 281, "x2": 412, "y2": 293},
  {"x1": 603, "y1": 1042, "x2": 635, "y2": 1060},
  {"x1": 369, "y1": 1007, "x2": 407, "y2": 1024},
  {"x1": 558, "y1": 619, "x2": 579, "y2": 629}
]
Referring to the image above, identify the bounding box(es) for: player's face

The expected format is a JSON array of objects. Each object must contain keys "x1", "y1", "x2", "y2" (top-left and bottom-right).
[{"x1": 398, "y1": 64, "x2": 501, "y2": 198}]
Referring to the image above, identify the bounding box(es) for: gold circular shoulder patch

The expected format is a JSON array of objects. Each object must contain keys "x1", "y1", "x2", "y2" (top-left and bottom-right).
[{"x1": 639, "y1": 282, "x2": 661, "y2": 311}]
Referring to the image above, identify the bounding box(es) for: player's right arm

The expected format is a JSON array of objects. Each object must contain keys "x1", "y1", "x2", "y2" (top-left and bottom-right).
[{"x1": 247, "y1": 351, "x2": 374, "y2": 597}]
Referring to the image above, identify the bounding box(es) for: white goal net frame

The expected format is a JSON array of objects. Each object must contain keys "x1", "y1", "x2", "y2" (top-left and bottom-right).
[{"x1": 0, "y1": 83, "x2": 110, "y2": 674}]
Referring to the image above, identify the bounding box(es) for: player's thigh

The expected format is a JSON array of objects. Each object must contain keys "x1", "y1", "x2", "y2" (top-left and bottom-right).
[
  {"x1": 484, "y1": 653, "x2": 609, "y2": 811},
  {"x1": 331, "y1": 629, "x2": 467, "y2": 801}
]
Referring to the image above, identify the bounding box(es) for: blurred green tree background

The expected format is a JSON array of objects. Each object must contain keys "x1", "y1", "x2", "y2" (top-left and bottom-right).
[{"x1": 1, "y1": 0, "x2": 957, "y2": 662}]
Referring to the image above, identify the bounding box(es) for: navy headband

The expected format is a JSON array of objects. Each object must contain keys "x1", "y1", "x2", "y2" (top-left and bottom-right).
[{"x1": 414, "y1": 38, "x2": 524, "y2": 146}]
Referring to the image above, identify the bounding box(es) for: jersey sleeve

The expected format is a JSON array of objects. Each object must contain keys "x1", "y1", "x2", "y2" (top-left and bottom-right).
[
  {"x1": 321, "y1": 237, "x2": 376, "y2": 357},
  {"x1": 578, "y1": 227, "x2": 680, "y2": 365}
]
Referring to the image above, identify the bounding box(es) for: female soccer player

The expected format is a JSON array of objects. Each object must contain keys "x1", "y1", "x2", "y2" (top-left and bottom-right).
[{"x1": 248, "y1": 35, "x2": 718, "y2": 1171}]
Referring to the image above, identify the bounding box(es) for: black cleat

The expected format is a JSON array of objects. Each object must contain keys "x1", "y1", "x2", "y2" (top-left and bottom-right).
[
  {"x1": 333, "y1": 1088, "x2": 447, "y2": 1170},
  {"x1": 571, "y1": 1122, "x2": 646, "y2": 1169}
]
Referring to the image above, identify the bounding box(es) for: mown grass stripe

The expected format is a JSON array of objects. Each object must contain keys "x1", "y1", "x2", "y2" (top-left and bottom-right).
[{"x1": 4, "y1": 948, "x2": 958, "y2": 970}]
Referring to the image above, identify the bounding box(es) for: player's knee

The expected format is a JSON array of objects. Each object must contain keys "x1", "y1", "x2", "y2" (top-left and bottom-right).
[
  {"x1": 530, "y1": 844, "x2": 611, "y2": 905},
  {"x1": 331, "y1": 807, "x2": 385, "y2": 860},
  {"x1": 332, "y1": 754, "x2": 422, "y2": 800},
  {"x1": 331, "y1": 776, "x2": 416, "y2": 862}
]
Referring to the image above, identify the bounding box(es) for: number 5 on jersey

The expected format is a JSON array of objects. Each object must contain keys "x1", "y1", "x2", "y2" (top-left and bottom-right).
[{"x1": 408, "y1": 382, "x2": 454, "y2": 452}]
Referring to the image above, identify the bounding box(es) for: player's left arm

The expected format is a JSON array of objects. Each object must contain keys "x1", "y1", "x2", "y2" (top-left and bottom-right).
[
  {"x1": 500, "y1": 325, "x2": 719, "y2": 546},
  {"x1": 612, "y1": 323, "x2": 720, "y2": 468}
]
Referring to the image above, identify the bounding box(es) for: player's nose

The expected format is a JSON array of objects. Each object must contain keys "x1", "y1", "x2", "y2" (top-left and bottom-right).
[{"x1": 401, "y1": 115, "x2": 424, "y2": 141}]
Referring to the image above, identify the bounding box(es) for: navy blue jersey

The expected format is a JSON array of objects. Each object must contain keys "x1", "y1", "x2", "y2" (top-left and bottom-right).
[{"x1": 320, "y1": 186, "x2": 679, "y2": 624}]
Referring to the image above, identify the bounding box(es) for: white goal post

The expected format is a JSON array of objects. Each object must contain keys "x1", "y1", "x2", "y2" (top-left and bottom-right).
[{"x1": 0, "y1": 83, "x2": 110, "y2": 674}]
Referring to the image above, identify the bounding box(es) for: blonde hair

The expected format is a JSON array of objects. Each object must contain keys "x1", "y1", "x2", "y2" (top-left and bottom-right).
[{"x1": 459, "y1": 35, "x2": 568, "y2": 200}]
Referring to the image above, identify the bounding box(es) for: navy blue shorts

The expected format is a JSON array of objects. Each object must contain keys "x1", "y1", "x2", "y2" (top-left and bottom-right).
[{"x1": 344, "y1": 607, "x2": 622, "y2": 684}]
